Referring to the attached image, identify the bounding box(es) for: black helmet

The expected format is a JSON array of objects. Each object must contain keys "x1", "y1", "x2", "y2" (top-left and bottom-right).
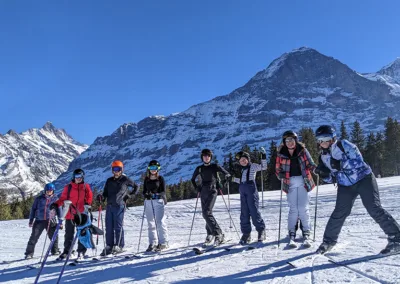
[
  {"x1": 201, "y1": 149, "x2": 213, "y2": 161},
  {"x1": 315, "y1": 125, "x2": 336, "y2": 139},
  {"x1": 282, "y1": 130, "x2": 298, "y2": 141},
  {"x1": 148, "y1": 160, "x2": 161, "y2": 170},
  {"x1": 72, "y1": 168, "x2": 85, "y2": 180},
  {"x1": 235, "y1": 151, "x2": 251, "y2": 163}
]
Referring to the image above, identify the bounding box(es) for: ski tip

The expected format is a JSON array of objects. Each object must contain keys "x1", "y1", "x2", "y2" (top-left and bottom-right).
[{"x1": 286, "y1": 262, "x2": 297, "y2": 268}]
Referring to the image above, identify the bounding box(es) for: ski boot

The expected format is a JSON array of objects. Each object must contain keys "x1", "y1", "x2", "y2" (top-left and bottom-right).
[
  {"x1": 146, "y1": 244, "x2": 156, "y2": 252},
  {"x1": 381, "y1": 235, "x2": 400, "y2": 255},
  {"x1": 51, "y1": 249, "x2": 61, "y2": 256},
  {"x1": 156, "y1": 243, "x2": 169, "y2": 252},
  {"x1": 24, "y1": 253, "x2": 33, "y2": 259},
  {"x1": 112, "y1": 246, "x2": 124, "y2": 255},
  {"x1": 203, "y1": 234, "x2": 214, "y2": 247},
  {"x1": 239, "y1": 233, "x2": 251, "y2": 245},
  {"x1": 100, "y1": 246, "x2": 113, "y2": 257},
  {"x1": 316, "y1": 241, "x2": 335, "y2": 254},
  {"x1": 257, "y1": 230, "x2": 266, "y2": 242},
  {"x1": 288, "y1": 232, "x2": 297, "y2": 248},
  {"x1": 214, "y1": 234, "x2": 225, "y2": 246},
  {"x1": 302, "y1": 231, "x2": 312, "y2": 248}
]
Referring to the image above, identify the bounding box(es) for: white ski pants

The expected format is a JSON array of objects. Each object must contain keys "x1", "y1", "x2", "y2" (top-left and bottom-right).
[
  {"x1": 145, "y1": 199, "x2": 168, "y2": 245},
  {"x1": 287, "y1": 176, "x2": 311, "y2": 233}
]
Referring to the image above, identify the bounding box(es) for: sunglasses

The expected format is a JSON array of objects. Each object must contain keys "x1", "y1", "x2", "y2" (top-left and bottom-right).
[
  {"x1": 112, "y1": 167, "x2": 122, "y2": 172},
  {"x1": 285, "y1": 137, "x2": 295, "y2": 143},
  {"x1": 148, "y1": 165, "x2": 159, "y2": 171},
  {"x1": 74, "y1": 174, "x2": 83, "y2": 179},
  {"x1": 317, "y1": 136, "x2": 332, "y2": 143}
]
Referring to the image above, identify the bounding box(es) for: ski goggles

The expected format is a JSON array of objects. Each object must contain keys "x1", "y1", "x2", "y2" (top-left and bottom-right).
[
  {"x1": 74, "y1": 174, "x2": 83, "y2": 179},
  {"x1": 148, "y1": 165, "x2": 159, "y2": 171},
  {"x1": 317, "y1": 136, "x2": 333, "y2": 143},
  {"x1": 112, "y1": 166, "x2": 122, "y2": 172},
  {"x1": 285, "y1": 137, "x2": 296, "y2": 143}
]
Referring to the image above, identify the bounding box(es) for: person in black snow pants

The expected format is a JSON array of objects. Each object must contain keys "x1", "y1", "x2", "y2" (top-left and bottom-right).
[
  {"x1": 25, "y1": 183, "x2": 61, "y2": 259},
  {"x1": 232, "y1": 150, "x2": 267, "y2": 244},
  {"x1": 314, "y1": 125, "x2": 400, "y2": 255},
  {"x1": 97, "y1": 160, "x2": 138, "y2": 256},
  {"x1": 191, "y1": 149, "x2": 231, "y2": 246}
]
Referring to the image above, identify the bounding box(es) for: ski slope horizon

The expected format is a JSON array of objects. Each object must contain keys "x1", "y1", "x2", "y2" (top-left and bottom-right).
[{"x1": 1, "y1": 176, "x2": 400, "y2": 283}]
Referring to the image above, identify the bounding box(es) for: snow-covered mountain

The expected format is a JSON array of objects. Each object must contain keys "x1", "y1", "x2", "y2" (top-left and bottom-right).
[
  {"x1": 0, "y1": 122, "x2": 87, "y2": 198},
  {"x1": 363, "y1": 57, "x2": 400, "y2": 96},
  {"x1": 55, "y1": 47, "x2": 400, "y2": 188}
]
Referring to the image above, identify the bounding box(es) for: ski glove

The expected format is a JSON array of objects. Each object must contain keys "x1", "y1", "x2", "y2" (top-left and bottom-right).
[
  {"x1": 330, "y1": 157, "x2": 341, "y2": 171},
  {"x1": 144, "y1": 192, "x2": 152, "y2": 200},
  {"x1": 96, "y1": 195, "x2": 104, "y2": 202},
  {"x1": 123, "y1": 195, "x2": 130, "y2": 202},
  {"x1": 197, "y1": 186, "x2": 202, "y2": 193},
  {"x1": 314, "y1": 166, "x2": 331, "y2": 178},
  {"x1": 278, "y1": 171, "x2": 286, "y2": 179},
  {"x1": 260, "y1": 147, "x2": 267, "y2": 159},
  {"x1": 29, "y1": 222, "x2": 33, "y2": 228}
]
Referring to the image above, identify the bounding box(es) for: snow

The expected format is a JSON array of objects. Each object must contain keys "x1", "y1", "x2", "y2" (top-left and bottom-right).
[{"x1": 1, "y1": 176, "x2": 400, "y2": 283}]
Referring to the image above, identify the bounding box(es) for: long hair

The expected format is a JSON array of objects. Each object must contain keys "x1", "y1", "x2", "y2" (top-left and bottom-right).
[{"x1": 146, "y1": 169, "x2": 160, "y2": 179}]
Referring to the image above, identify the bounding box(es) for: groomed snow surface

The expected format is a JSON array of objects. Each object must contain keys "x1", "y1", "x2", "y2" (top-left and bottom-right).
[{"x1": 1, "y1": 177, "x2": 400, "y2": 283}]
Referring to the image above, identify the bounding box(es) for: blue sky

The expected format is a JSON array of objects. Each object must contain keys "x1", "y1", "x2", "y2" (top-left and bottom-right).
[{"x1": 1, "y1": 0, "x2": 399, "y2": 144}]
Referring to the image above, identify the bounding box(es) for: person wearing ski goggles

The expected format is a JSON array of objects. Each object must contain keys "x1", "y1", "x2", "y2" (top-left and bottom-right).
[
  {"x1": 143, "y1": 160, "x2": 169, "y2": 252},
  {"x1": 314, "y1": 125, "x2": 400, "y2": 255},
  {"x1": 97, "y1": 160, "x2": 138, "y2": 256}
]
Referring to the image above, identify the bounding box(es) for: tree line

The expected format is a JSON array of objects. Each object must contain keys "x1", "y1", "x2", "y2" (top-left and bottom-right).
[{"x1": 1, "y1": 117, "x2": 399, "y2": 221}]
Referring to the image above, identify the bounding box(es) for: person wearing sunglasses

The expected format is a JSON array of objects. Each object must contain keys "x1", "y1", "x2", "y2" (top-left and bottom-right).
[
  {"x1": 191, "y1": 148, "x2": 230, "y2": 246},
  {"x1": 52, "y1": 168, "x2": 93, "y2": 260},
  {"x1": 24, "y1": 183, "x2": 61, "y2": 259},
  {"x1": 314, "y1": 125, "x2": 400, "y2": 255},
  {"x1": 143, "y1": 160, "x2": 169, "y2": 252},
  {"x1": 232, "y1": 149, "x2": 267, "y2": 245},
  {"x1": 97, "y1": 160, "x2": 138, "y2": 256},
  {"x1": 276, "y1": 130, "x2": 317, "y2": 248}
]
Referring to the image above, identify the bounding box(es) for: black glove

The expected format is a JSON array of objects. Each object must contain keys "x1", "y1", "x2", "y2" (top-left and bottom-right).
[
  {"x1": 330, "y1": 157, "x2": 341, "y2": 171},
  {"x1": 216, "y1": 182, "x2": 223, "y2": 190},
  {"x1": 314, "y1": 165, "x2": 331, "y2": 178},
  {"x1": 197, "y1": 186, "x2": 202, "y2": 193},
  {"x1": 50, "y1": 217, "x2": 58, "y2": 227},
  {"x1": 278, "y1": 171, "x2": 286, "y2": 179},
  {"x1": 144, "y1": 192, "x2": 152, "y2": 200},
  {"x1": 96, "y1": 195, "x2": 103, "y2": 202},
  {"x1": 123, "y1": 195, "x2": 129, "y2": 202}
]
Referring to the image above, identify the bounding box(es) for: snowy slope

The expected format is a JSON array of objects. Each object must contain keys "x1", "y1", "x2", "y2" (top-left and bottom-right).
[
  {"x1": 0, "y1": 122, "x2": 87, "y2": 198},
  {"x1": 55, "y1": 47, "x2": 400, "y2": 188},
  {"x1": 1, "y1": 176, "x2": 400, "y2": 283}
]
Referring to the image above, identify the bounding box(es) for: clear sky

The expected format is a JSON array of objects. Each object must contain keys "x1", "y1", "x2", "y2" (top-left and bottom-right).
[{"x1": 1, "y1": 0, "x2": 399, "y2": 144}]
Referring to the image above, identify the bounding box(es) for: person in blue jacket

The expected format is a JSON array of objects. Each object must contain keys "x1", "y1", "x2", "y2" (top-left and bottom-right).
[
  {"x1": 24, "y1": 183, "x2": 61, "y2": 259},
  {"x1": 314, "y1": 125, "x2": 400, "y2": 255}
]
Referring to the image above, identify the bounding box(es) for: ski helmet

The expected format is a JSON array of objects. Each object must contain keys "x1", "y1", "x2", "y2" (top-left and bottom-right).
[
  {"x1": 44, "y1": 183, "x2": 55, "y2": 192},
  {"x1": 111, "y1": 160, "x2": 124, "y2": 168},
  {"x1": 72, "y1": 168, "x2": 85, "y2": 180},
  {"x1": 236, "y1": 151, "x2": 251, "y2": 163},
  {"x1": 200, "y1": 149, "x2": 213, "y2": 161},
  {"x1": 282, "y1": 130, "x2": 298, "y2": 142},
  {"x1": 148, "y1": 160, "x2": 161, "y2": 171},
  {"x1": 315, "y1": 125, "x2": 336, "y2": 139}
]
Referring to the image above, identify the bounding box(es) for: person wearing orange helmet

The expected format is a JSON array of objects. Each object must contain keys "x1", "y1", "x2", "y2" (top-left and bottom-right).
[{"x1": 97, "y1": 160, "x2": 138, "y2": 256}]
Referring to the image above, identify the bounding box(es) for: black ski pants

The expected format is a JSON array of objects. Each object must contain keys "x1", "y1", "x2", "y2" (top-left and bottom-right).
[
  {"x1": 63, "y1": 219, "x2": 86, "y2": 254},
  {"x1": 323, "y1": 173, "x2": 400, "y2": 244},
  {"x1": 25, "y1": 220, "x2": 58, "y2": 256},
  {"x1": 201, "y1": 185, "x2": 222, "y2": 236}
]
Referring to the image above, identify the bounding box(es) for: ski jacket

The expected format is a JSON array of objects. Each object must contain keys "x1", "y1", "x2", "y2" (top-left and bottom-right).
[
  {"x1": 143, "y1": 176, "x2": 166, "y2": 199},
  {"x1": 232, "y1": 159, "x2": 267, "y2": 184},
  {"x1": 55, "y1": 182, "x2": 93, "y2": 220},
  {"x1": 319, "y1": 139, "x2": 371, "y2": 186},
  {"x1": 29, "y1": 193, "x2": 60, "y2": 224},
  {"x1": 102, "y1": 175, "x2": 138, "y2": 206},
  {"x1": 191, "y1": 163, "x2": 229, "y2": 189},
  {"x1": 276, "y1": 143, "x2": 316, "y2": 193}
]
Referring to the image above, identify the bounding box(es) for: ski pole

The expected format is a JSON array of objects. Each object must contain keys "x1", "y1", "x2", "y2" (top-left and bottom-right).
[
  {"x1": 96, "y1": 203, "x2": 102, "y2": 246},
  {"x1": 38, "y1": 218, "x2": 52, "y2": 264},
  {"x1": 188, "y1": 192, "x2": 200, "y2": 246},
  {"x1": 34, "y1": 200, "x2": 72, "y2": 284},
  {"x1": 313, "y1": 175, "x2": 320, "y2": 242},
  {"x1": 278, "y1": 180, "x2": 284, "y2": 248},
  {"x1": 218, "y1": 189, "x2": 240, "y2": 241},
  {"x1": 227, "y1": 180, "x2": 232, "y2": 228},
  {"x1": 57, "y1": 230, "x2": 79, "y2": 284},
  {"x1": 137, "y1": 202, "x2": 146, "y2": 253},
  {"x1": 116, "y1": 203, "x2": 127, "y2": 249},
  {"x1": 261, "y1": 157, "x2": 265, "y2": 209}
]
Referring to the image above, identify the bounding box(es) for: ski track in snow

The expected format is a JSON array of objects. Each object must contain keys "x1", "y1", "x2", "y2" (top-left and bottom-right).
[{"x1": 1, "y1": 177, "x2": 400, "y2": 283}]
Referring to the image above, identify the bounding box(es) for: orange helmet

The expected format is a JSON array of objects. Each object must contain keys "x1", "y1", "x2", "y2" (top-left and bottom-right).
[{"x1": 111, "y1": 160, "x2": 124, "y2": 168}]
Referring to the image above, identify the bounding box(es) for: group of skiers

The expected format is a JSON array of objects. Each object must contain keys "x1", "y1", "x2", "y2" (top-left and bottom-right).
[{"x1": 25, "y1": 124, "x2": 400, "y2": 262}]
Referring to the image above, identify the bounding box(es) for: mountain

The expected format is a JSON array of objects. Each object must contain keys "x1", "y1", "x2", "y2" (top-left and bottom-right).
[
  {"x1": 55, "y1": 47, "x2": 400, "y2": 188},
  {"x1": 0, "y1": 122, "x2": 87, "y2": 198}
]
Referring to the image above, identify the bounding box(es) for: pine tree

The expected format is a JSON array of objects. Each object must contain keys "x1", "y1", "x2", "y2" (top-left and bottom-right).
[
  {"x1": 364, "y1": 132, "x2": 377, "y2": 174},
  {"x1": 299, "y1": 127, "x2": 318, "y2": 162},
  {"x1": 350, "y1": 120, "x2": 365, "y2": 154},
  {"x1": 0, "y1": 191, "x2": 12, "y2": 220},
  {"x1": 375, "y1": 132, "x2": 385, "y2": 177},
  {"x1": 266, "y1": 140, "x2": 279, "y2": 191},
  {"x1": 340, "y1": 120, "x2": 349, "y2": 140},
  {"x1": 383, "y1": 117, "x2": 400, "y2": 176}
]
